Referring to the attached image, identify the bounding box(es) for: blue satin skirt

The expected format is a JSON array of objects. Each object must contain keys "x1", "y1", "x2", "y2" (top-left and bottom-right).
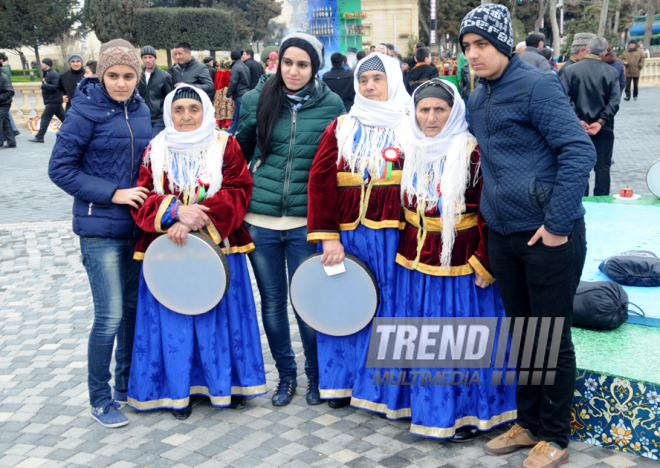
[
  {"x1": 316, "y1": 225, "x2": 407, "y2": 414},
  {"x1": 127, "y1": 253, "x2": 267, "y2": 410},
  {"x1": 395, "y1": 267, "x2": 517, "y2": 438}
]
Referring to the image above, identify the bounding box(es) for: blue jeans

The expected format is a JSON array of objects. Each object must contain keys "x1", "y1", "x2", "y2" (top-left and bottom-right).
[
  {"x1": 152, "y1": 121, "x2": 165, "y2": 138},
  {"x1": 227, "y1": 96, "x2": 242, "y2": 135},
  {"x1": 80, "y1": 237, "x2": 141, "y2": 407},
  {"x1": 8, "y1": 113, "x2": 17, "y2": 133},
  {"x1": 246, "y1": 223, "x2": 318, "y2": 381}
]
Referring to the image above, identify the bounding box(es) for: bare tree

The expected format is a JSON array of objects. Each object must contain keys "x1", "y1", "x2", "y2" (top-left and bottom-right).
[
  {"x1": 52, "y1": 31, "x2": 80, "y2": 70},
  {"x1": 550, "y1": 0, "x2": 561, "y2": 53},
  {"x1": 598, "y1": 0, "x2": 611, "y2": 35},
  {"x1": 613, "y1": 9, "x2": 621, "y2": 33},
  {"x1": 643, "y1": 0, "x2": 656, "y2": 48},
  {"x1": 535, "y1": 0, "x2": 549, "y2": 32}
]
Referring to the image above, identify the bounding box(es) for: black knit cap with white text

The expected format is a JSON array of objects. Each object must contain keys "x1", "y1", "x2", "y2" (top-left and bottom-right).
[{"x1": 459, "y1": 4, "x2": 514, "y2": 58}]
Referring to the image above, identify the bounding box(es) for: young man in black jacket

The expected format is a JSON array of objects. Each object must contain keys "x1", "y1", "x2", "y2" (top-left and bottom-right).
[
  {"x1": 322, "y1": 52, "x2": 355, "y2": 112},
  {"x1": 138, "y1": 46, "x2": 173, "y2": 137},
  {"x1": 0, "y1": 69, "x2": 15, "y2": 148},
  {"x1": 170, "y1": 42, "x2": 215, "y2": 102},
  {"x1": 460, "y1": 4, "x2": 596, "y2": 468},
  {"x1": 226, "y1": 49, "x2": 251, "y2": 135},
  {"x1": 29, "y1": 58, "x2": 66, "y2": 143},
  {"x1": 406, "y1": 47, "x2": 439, "y2": 93},
  {"x1": 243, "y1": 49, "x2": 264, "y2": 90},
  {"x1": 56, "y1": 52, "x2": 85, "y2": 111}
]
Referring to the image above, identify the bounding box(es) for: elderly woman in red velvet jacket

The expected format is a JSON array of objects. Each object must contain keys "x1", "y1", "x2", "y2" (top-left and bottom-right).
[
  {"x1": 394, "y1": 78, "x2": 516, "y2": 441},
  {"x1": 306, "y1": 53, "x2": 413, "y2": 413}
]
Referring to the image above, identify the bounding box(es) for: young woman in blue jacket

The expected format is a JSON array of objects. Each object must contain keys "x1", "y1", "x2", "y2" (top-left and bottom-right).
[{"x1": 49, "y1": 39, "x2": 152, "y2": 428}]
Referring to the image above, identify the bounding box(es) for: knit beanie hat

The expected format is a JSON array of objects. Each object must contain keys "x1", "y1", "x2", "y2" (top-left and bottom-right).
[
  {"x1": 141, "y1": 45, "x2": 157, "y2": 58},
  {"x1": 571, "y1": 33, "x2": 596, "y2": 50},
  {"x1": 173, "y1": 86, "x2": 203, "y2": 103},
  {"x1": 459, "y1": 4, "x2": 514, "y2": 58},
  {"x1": 68, "y1": 52, "x2": 83, "y2": 64},
  {"x1": 97, "y1": 39, "x2": 142, "y2": 84},
  {"x1": 41, "y1": 58, "x2": 53, "y2": 68},
  {"x1": 279, "y1": 33, "x2": 325, "y2": 71}
]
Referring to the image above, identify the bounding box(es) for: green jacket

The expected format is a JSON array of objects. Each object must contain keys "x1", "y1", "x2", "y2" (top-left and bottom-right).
[
  {"x1": 1, "y1": 65, "x2": 11, "y2": 81},
  {"x1": 236, "y1": 75, "x2": 345, "y2": 217},
  {"x1": 456, "y1": 53, "x2": 468, "y2": 86}
]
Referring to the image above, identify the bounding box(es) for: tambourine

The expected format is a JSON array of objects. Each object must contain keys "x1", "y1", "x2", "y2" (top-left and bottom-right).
[
  {"x1": 290, "y1": 253, "x2": 379, "y2": 336},
  {"x1": 143, "y1": 232, "x2": 230, "y2": 315},
  {"x1": 647, "y1": 159, "x2": 660, "y2": 198}
]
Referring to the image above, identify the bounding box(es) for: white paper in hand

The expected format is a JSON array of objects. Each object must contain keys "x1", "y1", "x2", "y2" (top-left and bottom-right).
[{"x1": 323, "y1": 261, "x2": 346, "y2": 276}]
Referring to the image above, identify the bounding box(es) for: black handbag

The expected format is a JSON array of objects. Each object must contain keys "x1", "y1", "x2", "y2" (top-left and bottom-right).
[{"x1": 573, "y1": 281, "x2": 644, "y2": 330}]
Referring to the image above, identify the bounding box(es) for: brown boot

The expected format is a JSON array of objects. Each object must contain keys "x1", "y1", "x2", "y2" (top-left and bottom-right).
[
  {"x1": 484, "y1": 424, "x2": 538, "y2": 455},
  {"x1": 522, "y1": 441, "x2": 569, "y2": 468}
]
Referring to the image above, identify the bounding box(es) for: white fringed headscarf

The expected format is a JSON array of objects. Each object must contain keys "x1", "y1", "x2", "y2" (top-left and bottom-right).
[
  {"x1": 401, "y1": 79, "x2": 478, "y2": 268},
  {"x1": 146, "y1": 84, "x2": 226, "y2": 199},
  {"x1": 336, "y1": 53, "x2": 413, "y2": 175}
]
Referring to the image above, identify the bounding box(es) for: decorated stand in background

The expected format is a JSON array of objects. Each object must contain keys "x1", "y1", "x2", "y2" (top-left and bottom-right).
[
  {"x1": 569, "y1": 195, "x2": 660, "y2": 460},
  {"x1": 308, "y1": 0, "x2": 364, "y2": 56},
  {"x1": 28, "y1": 116, "x2": 61, "y2": 134}
]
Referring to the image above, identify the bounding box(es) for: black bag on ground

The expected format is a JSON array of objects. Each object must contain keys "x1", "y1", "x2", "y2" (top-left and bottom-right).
[
  {"x1": 573, "y1": 281, "x2": 631, "y2": 330},
  {"x1": 598, "y1": 250, "x2": 660, "y2": 287}
]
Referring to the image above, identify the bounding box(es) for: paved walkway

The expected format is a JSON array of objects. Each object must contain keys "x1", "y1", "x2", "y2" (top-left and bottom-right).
[{"x1": 0, "y1": 89, "x2": 659, "y2": 468}]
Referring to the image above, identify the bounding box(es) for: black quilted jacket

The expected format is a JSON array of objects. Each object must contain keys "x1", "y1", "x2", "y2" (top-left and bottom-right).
[{"x1": 468, "y1": 55, "x2": 596, "y2": 237}]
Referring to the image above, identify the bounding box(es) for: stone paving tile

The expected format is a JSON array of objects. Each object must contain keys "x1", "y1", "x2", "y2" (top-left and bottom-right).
[{"x1": 3, "y1": 96, "x2": 659, "y2": 467}]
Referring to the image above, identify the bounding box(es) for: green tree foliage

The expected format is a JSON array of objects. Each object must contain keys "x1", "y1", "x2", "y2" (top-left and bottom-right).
[
  {"x1": 204, "y1": 0, "x2": 281, "y2": 43},
  {"x1": 149, "y1": 0, "x2": 281, "y2": 43},
  {"x1": 263, "y1": 21, "x2": 287, "y2": 47},
  {"x1": 261, "y1": 45, "x2": 279, "y2": 64},
  {"x1": 84, "y1": 0, "x2": 149, "y2": 43},
  {"x1": 134, "y1": 8, "x2": 234, "y2": 50},
  {"x1": 0, "y1": 0, "x2": 78, "y2": 77}
]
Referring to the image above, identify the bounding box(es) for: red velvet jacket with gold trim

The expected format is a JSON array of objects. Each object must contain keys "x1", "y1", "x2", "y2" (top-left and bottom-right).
[
  {"x1": 131, "y1": 135, "x2": 254, "y2": 260},
  {"x1": 307, "y1": 118, "x2": 406, "y2": 242},
  {"x1": 396, "y1": 147, "x2": 494, "y2": 283}
]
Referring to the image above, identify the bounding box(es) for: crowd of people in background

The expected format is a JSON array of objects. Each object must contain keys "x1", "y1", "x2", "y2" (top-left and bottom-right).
[{"x1": 0, "y1": 22, "x2": 651, "y2": 153}]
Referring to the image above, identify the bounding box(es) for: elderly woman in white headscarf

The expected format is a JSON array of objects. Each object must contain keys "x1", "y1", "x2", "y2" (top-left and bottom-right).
[
  {"x1": 127, "y1": 84, "x2": 266, "y2": 420},
  {"x1": 307, "y1": 53, "x2": 413, "y2": 411},
  {"x1": 395, "y1": 78, "x2": 516, "y2": 440}
]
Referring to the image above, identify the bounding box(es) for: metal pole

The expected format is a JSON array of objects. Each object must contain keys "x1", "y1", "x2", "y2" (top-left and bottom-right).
[{"x1": 430, "y1": 0, "x2": 437, "y2": 45}]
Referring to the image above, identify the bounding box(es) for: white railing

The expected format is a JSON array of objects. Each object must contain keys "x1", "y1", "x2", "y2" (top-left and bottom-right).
[
  {"x1": 10, "y1": 83, "x2": 52, "y2": 125},
  {"x1": 556, "y1": 57, "x2": 660, "y2": 87},
  {"x1": 639, "y1": 57, "x2": 660, "y2": 86}
]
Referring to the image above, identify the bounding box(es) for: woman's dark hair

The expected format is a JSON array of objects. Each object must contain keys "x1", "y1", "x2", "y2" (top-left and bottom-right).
[
  {"x1": 86, "y1": 60, "x2": 97, "y2": 74},
  {"x1": 255, "y1": 47, "x2": 318, "y2": 161}
]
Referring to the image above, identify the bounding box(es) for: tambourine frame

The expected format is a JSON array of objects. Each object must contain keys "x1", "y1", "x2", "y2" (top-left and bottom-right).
[
  {"x1": 143, "y1": 232, "x2": 230, "y2": 315},
  {"x1": 290, "y1": 252, "x2": 380, "y2": 336},
  {"x1": 646, "y1": 158, "x2": 660, "y2": 198}
]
